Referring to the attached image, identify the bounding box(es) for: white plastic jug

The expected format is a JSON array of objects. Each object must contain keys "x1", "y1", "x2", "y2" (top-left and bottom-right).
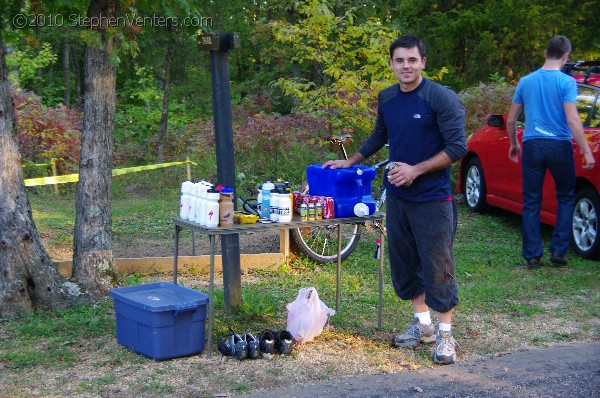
[
  {"x1": 278, "y1": 188, "x2": 292, "y2": 223},
  {"x1": 270, "y1": 189, "x2": 280, "y2": 221}
]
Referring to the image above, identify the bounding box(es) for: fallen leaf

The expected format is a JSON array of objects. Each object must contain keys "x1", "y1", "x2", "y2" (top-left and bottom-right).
[{"x1": 413, "y1": 386, "x2": 423, "y2": 392}]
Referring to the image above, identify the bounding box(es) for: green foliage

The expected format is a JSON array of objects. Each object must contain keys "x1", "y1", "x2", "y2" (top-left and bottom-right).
[
  {"x1": 269, "y1": 0, "x2": 400, "y2": 141},
  {"x1": 458, "y1": 82, "x2": 515, "y2": 136},
  {"x1": 6, "y1": 42, "x2": 57, "y2": 87},
  {"x1": 397, "y1": 0, "x2": 599, "y2": 90}
]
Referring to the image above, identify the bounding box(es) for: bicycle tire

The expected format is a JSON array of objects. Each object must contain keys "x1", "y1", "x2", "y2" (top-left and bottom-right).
[{"x1": 291, "y1": 222, "x2": 361, "y2": 263}]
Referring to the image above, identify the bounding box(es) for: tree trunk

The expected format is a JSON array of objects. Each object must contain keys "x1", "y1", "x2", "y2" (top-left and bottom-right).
[
  {"x1": 72, "y1": 0, "x2": 120, "y2": 298},
  {"x1": 72, "y1": 45, "x2": 83, "y2": 107},
  {"x1": 62, "y1": 40, "x2": 70, "y2": 107},
  {"x1": 157, "y1": 22, "x2": 173, "y2": 162},
  {"x1": 0, "y1": 31, "x2": 92, "y2": 318}
]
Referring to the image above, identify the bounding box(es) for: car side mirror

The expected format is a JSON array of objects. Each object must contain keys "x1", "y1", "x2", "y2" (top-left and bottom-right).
[{"x1": 487, "y1": 115, "x2": 504, "y2": 128}]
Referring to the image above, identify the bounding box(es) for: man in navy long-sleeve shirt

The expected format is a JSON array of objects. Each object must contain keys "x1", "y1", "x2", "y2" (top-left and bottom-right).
[{"x1": 324, "y1": 35, "x2": 466, "y2": 365}]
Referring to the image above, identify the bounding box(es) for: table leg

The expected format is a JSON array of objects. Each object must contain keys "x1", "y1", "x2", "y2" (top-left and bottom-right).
[
  {"x1": 192, "y1": 231, "x2": 196, "y2": 256},
  {"x1": 336, "y1": 224, "x2": 342, "y2": 313},
  {"x1": 378, "y1": 227, "x2": 384, "y2": 330},
  {"x1": 207, "y1": 234, "x2": 215, "y2": 358},
  {"x1": 173, "y1": 225, "x2": 182, "y2": 284}
]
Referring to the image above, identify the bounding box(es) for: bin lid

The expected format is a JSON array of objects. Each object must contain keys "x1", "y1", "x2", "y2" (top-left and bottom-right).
[{"x1": 109, "y1": 282, "x2": 209, "y2": 313}]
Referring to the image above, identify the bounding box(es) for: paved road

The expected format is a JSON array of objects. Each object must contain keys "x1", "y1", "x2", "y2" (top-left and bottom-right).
[{"x1": 241, "y1": 342, "x2": 600, "y2": 398}]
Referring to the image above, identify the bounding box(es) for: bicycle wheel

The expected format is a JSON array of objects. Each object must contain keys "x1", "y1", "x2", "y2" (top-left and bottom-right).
[{"x1": 291, "y1": 222, "x2": 361, "y2": 263}]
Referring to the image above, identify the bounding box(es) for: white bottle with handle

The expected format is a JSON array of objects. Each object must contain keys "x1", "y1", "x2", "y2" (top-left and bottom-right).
[
  {"x1": 270, "y1": 188, "x2": 280, "y2": 221},
  {"x1": 278, "y1": 188, "x2": 292, "y2": 222}
]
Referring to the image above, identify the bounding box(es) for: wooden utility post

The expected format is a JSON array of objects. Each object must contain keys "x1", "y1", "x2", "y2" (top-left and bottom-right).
[{"x1": 198, "y1": 32, "x2": 242, "y2": 314}]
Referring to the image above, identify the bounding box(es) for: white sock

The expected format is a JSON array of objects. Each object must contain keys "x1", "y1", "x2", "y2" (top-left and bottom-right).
[
  {"x1": 439, "y1": 322, "x2": 452, "y2": 333},
  {"x1": 415, "y1": 311, "x2": 432, "y2": 325}
]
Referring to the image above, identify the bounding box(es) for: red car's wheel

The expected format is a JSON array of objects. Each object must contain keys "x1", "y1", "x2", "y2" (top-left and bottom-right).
[
  {"x1": 464, "y1": 158, "x2": 488, "y2": 213},
  {"x1": 571, "y1": 187, "x2": 600, "y2": 260}
]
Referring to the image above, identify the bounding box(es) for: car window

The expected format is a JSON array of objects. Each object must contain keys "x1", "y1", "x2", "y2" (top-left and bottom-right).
[{"x1": 577, "y1": 85, "x2": 600, "y2": 127}]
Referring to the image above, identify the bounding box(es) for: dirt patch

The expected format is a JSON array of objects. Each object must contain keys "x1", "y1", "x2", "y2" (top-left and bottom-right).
[
  {"x1": 44, "y1": 229, "x2": 281, "y2": 260},
  {"x1": 114, "y1": 231, "x2": 281, "y2": 259}
]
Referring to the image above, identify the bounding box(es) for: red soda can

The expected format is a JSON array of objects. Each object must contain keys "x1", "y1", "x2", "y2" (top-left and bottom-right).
[
  {"x1": 292, "y1": 191, "x2": 302, "y2": 213},
  {"x1": 323, "y1": 197, "x2": 335, "y2": 219},
  {"x1": 301, "y1": 194, "x2": 310, "y2": 206},
  {"x1": 309, "y1": 195, "x2": 320, "y2": 205}
]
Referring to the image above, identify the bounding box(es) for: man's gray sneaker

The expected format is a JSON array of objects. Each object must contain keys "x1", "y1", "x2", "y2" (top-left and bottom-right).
[
  {"x1": 431, "y1": 331, "x2": 458, "y2": 365},
  {"x1": 392, "y1": 317, "x2": 435, "y2": 348}
]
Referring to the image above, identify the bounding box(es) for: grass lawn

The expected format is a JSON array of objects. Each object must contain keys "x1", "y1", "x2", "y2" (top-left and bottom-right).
[{"x1": 0, "y1": 182, "x2": 598, "y2": 397}]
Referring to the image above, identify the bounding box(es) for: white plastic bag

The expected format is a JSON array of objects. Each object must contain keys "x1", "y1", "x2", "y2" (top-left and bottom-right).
[{"x1": 286, "y1": 287, "x2": 335, "y2": 344}]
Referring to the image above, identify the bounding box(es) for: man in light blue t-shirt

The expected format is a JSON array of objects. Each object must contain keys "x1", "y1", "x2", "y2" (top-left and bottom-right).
[{"x1": 506, "y1": 35, "x2": 595, "y2": 268}]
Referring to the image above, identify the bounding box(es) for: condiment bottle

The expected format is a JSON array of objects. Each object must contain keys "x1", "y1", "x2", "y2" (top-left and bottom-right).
[{"x1": 219, "y1": 186, "x2": 234, "y2": 227}]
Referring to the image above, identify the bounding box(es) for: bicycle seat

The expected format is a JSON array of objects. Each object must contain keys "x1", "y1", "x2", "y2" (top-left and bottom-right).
[{"x1": 325, "y1": 134, "x2": 353, "y2": 144}]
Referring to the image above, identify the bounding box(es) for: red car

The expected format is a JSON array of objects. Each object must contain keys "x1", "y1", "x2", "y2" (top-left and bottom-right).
[{"x1": 457, "y1": 61, "x2": 600, "y2": 260}]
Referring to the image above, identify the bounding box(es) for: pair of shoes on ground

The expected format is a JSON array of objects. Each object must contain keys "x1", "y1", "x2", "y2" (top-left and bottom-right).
[
  {"x1": 257, "y1": 330, "x2": 294, "y2": 359},
  {"x1": 391, "y1": 317, "x2": 458, "y2": 365},
  {"x1": 218, "y1": 329, "x2": 294, "y2": 360},
  {"x1": 217, "y1": 332, "x2": 259, "y2": 360},
  {"x1": 524, "y1": 253, "x2": 568, "y2": 269}
]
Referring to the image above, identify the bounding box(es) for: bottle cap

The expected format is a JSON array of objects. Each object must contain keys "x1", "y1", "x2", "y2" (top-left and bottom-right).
[{"x1": 206, "y1": 189, "x2": 220, "y2": 199}]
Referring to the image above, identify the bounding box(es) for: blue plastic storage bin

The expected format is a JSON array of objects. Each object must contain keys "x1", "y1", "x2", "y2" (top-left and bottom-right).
[
  {"x1": 307, "y1": 164, "x2": 377, "y2": 218},
  {"x1": 109, "y1": 282, "x2": 209, "y2": 360}
]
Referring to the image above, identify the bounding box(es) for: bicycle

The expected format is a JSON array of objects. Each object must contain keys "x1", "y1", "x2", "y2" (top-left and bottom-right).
[{"x1": 239, "y1": 134, "x2": 389, "y2": 263}]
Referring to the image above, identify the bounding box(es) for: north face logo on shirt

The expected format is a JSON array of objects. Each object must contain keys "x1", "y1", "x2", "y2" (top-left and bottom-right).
[{"x1": 413, "y1": 114, "x2": 421, "y2": 118}]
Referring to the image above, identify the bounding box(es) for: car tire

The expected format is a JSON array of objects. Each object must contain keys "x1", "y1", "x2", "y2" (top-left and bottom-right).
[
  {"x1": 571, "y1": 187, "x2": 600, "y2": 260},
  {"x1": 463, "y1": 158, "x2": 488, "y2": 212}
]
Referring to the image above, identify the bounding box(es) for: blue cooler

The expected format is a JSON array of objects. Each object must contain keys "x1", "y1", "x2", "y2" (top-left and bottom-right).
[
  {"x1": 109, "y1": 282, "x2": 209, "y2": 360},
  {"x1": 307, "y1": 164, "x2": 377, "y2": 218}
]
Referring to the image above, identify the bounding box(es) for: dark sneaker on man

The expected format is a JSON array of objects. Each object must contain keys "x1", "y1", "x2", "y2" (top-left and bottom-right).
[
  {"x1": 274, "y1": 330, "x2": 294, "y2": 355},
  {"x1": 431, "y1": 331, "x2": 458, "y2": 365},
  {"x1": 258, "y1": 330, "x2": 275, "y2": 359},
  {"x1": 392, "y1": 317, "x2": 436, "y2": 348},
  {"x1": 525, "y1": 257, "x2": 543, "y2": 269},
  {"x1": 550, "y1": 253, "x2": 567, "y2": 266}
]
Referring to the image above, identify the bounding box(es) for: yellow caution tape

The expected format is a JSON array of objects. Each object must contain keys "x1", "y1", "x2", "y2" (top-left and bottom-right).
[
  {"x1": 23, "y1": 163, "x2": 52, "y2": 168},
  {"x1": 24, "y1": 160, "x2": 195, "y2": 187}
]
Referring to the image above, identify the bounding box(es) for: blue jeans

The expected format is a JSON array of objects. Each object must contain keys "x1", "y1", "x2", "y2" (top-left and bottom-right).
[{"x1": 521, "y1": 139, "x2": 575, "y2": 260}]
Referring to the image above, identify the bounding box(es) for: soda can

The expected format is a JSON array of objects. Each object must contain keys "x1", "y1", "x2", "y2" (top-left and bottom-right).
[
  {"x1": 301, "y1": 194, "x2": 310, "y2": 206},
  {"x1": 300, "y1": 203, "x2": 308, "y2": 221},
  {"x1": 309, "y1": 195, "x2": 320, "y2": 204},
  {"x1": 308, "y1": 203, "x2": 316, "y2": 221},
  {"x1": 292, "y1": 191, "x2": 302, "y2": 213},
  {"x1": 316, "y1": 202, "x2": 323, "y2": 220},
  {"x1": 323, "y1": 197, "x2": 335, "y2": 219}
]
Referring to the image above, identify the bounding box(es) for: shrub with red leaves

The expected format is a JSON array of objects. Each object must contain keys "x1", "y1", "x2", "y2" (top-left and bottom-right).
[{"x1": 13, "y1": 88, "x2": 82, "y2": 174}]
